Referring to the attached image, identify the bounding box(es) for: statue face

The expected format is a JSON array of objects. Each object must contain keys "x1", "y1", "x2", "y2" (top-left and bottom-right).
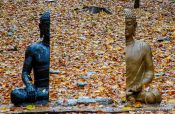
[{"x1": 125, "y1": 18, "x2": 136, "y2": 38}]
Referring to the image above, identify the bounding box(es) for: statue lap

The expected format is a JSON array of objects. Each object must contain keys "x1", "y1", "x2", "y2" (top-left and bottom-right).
[
  {"x1": 11, "y1": 87, "x2": 48, "y2": 105},
  {"x1": 126, "y1": 40, "x2": 162, "y2": 104},
  {"x1": 10, "y1": 43, "x2": 49, "y2": 105},
  {"x1": 127, "y1": 88, "x2": 162, "y2": 104}
]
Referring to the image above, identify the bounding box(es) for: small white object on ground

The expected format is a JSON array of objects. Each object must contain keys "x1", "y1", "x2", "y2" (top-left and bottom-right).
[{"x1": 45, "y1": 0, "x2": 55, "y2": 2}]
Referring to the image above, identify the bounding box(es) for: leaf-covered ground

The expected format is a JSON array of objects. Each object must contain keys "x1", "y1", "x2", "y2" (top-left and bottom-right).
[{"x1": 0, "y1": 0, "x2": 175, "y2": 113}]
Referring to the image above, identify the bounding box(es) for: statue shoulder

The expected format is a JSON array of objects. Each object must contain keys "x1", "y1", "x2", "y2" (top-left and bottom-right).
[{"x1": 26, "y1": 42, "x2": 42, "y2": 54}]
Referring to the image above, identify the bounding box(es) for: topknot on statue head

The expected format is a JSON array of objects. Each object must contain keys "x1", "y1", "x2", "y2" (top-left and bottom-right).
[
  {"x1": 124, "y1": 8, "x2": 136, "y2": 21},
  {"x1": 40, "y1": 11, "x2": 50, "y2": 24}
]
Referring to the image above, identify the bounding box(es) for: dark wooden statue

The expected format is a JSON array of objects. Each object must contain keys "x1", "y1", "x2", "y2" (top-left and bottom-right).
[
  {"x1": 134, "y1": 0, "x2": 140, "y2": 8},
  {"x1": 11, "y1": 11, "x2": 50, "y2": 106},
  {"x1": 124, "y1": 9, "x2": 162, "y2": 104}
]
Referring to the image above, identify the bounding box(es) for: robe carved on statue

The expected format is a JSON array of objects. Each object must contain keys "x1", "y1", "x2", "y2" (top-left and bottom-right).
[{"x1": 124, "y1": 9, "x2": 161, "y2": 104}]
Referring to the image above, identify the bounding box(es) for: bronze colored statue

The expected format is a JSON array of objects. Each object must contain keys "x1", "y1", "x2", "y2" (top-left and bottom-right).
[
  {"x1": 11, "y1": 12, "x2": 50, "y2": 106},
  {"x1": 124, "y1": 9, "x2": 161, "y2": 104}
]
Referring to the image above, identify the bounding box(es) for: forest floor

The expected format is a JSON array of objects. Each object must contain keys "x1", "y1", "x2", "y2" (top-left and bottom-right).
[{"x1": 0, "y1": 0, "x2": 175, "y2": 113}]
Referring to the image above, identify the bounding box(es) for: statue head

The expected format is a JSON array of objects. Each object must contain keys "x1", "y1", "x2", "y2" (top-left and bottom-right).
[
  {"x1": 124, "y1": 9, "x2": 137, "y2": 38},
  {"x1": 39, "y1": 11, "x2": 50, "y2": 40}
]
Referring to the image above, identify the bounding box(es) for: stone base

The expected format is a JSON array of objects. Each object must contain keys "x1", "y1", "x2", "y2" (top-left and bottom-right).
[
  {"x1": 12, "y1": 103, "x2": 175, "y2": 114},
  {"x1": 13, "y1": 100, "x2": 49, "y2": 107},
  {"x1": 54, "y1": 96, "x2": 113, "y2": 106}
]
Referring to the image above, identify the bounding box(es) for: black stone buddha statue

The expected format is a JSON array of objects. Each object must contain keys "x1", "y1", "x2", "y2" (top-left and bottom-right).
[{"x1": 11, "y1": 11, "x2": 50, "y2": 106}]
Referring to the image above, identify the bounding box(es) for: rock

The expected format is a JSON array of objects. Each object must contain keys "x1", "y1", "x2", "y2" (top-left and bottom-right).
[
  {"x1": 50, "y1": 69, "x2": 61, "y2": 74},
  {"x1": 11, "y1": 25, "x2": 17, "y2": 33},
  {"x1": 102, "y1": 107, "x2": 114, "y2": 112},
  {"x1": 7, "y1": 46, "x2": 18, "y2": 51},
  {"x1": 95, "y1": 97, "x2": 113, "y2": 105},
  {"x1": 55, "y1": 100, "x2": 63, "y2": 105},
  {"x1": 17, "y1": 35, "x2": 23, "y2": 40},
  {"x1": 79, "y1": 35, "x2": 86, "y2": 40},
  {"x1": 77, "y1": 82, "x2": 87, "y2": 88},
  {"x1": 155, "y1": 72, "x2": 165, "y2": 77},
  {"x1": 87, "y1": 71, "x2": 96, "y2": 76},
  {"x1": 79, "y1": 75, "x2": 90, "y2": 79},
  {"x1": 8, "y1": 32, "x2": 13, "y2": 36},
  {"x1": 157, "y1": 37, "x2": 171, "y2": 42},
  {"x1": 65, "y1": 99, "x2": 77, "y2": 106},
  {"x1": 77, "y1": 96, "x2": 96, "y2": 104},
  {"x1": 55, "y1": 97, "x2": 113, "y2": 106},
  {"x1": 7, "y1": 25, "x2": 17, "y2": 37}
]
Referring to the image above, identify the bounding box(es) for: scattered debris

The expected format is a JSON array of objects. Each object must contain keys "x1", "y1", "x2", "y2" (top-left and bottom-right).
[
  {"x1": 77, "y1": 82, "x2": 88, "y2": 88},
  {"x1": 7, "y1": 25, "x2": 17, "y2": 37},
  {"x1": 50, "y1": 70, "x2": 61, "y2": 74},
  {"x1": 155, "y1": 72, "x2": 165, "y2": 77},
  {"x1": 75, "y1": 6, "x2": 112, "y2": 14},
  {"x1": 157, "y1": 37, "x2": 171, "y2": 42},
  {"x1": 87, "y1": 71, "x2": 96, "y2": 76},
  {"x1": 79, "y1": 35, "x2": 86, "y2": 40},
  {"x1": 7, "y1": 32, "x2": 13, "y2": 37},
  {"x1": 79, "y1": 75, "x2": 91, "y2": 79},
  {"x1": 45, "y1": 0, "x2": 55, "y2": 2}
]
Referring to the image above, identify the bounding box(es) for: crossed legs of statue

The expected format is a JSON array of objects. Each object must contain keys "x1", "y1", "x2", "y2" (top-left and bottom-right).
[
  {"x1": 11, "y1": 87, "x2": 49, "y2": 106},
  {"x1": 126, "y1": 88, "x2": 162, "y2": 104}
]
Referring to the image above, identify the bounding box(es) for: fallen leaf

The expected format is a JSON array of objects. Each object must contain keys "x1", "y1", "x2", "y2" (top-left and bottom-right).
[
  {"x1": 25, "y1": 105, "x2": 35, "y2": 110},
  {"x1": 122, "y1": 106, "x2": 132, "y2": 111}
]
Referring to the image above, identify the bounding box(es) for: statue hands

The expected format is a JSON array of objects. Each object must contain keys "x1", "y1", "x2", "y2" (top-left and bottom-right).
[
  {"x1": 126, "y1": 88, "x2": 133, "y2": 96},
  {"x1": 26, "y1": 84, "x2": 36, "y2": 102},
  {"x1": 130, "y1": 83, "x2": 143, "y2": 92},
  {"x1": 126, "y1": 83, "x2": 143, "y2": 95}
]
